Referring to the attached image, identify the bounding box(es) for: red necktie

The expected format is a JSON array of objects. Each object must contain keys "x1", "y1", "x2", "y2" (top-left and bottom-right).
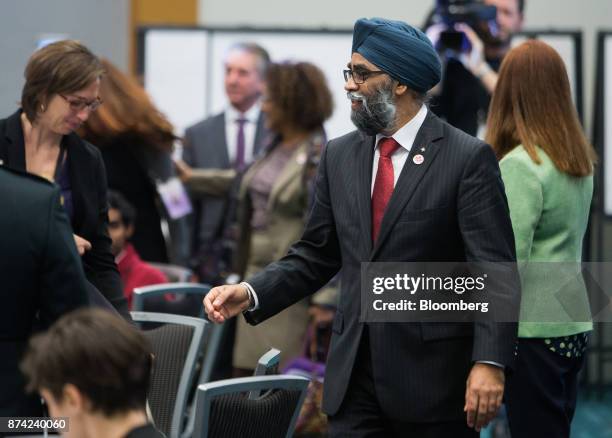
[{"x1": 372, "y1": 137, "x2": 400, "y2": 243}]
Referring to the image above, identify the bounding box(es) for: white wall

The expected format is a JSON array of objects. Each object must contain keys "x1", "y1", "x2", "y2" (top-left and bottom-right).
[
  {"x1": 199, "y1": 0, "x2": 432, "y2": 29},
  {"x1": 524, "y1": 0, "x2": 611, "y2": 137},
  {"x1": 0, "y1": 0, "x2": 130, "y2": 117},
  {"x1": 198, "y1": 0, "x2": 612, "y2": 138}
]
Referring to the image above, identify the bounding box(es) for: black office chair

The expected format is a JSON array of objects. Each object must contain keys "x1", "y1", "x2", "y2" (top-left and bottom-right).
[
  {"x1": 193, "y1": 375, "x2": 310, "y2": 438},
  {"x1": 250, "y1": 348, "x2": 282, "y2": 399},
  {"x1": 148, "y1": 263, "x2": 193, "y2": 283},
  {"x1": 132, "y1": 311, "x2": 207, "y2": 438},
  {"x1": 132, "y1": 284, "x2": 228, "y2": 438}
]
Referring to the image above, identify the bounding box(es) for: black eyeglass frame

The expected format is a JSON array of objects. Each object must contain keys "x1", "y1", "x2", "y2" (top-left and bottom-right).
[
  {"x1": 343, "y1": 68, "x2": 387, "y2": 84},
  {"x1": 59, "y1": 94, "x2": 103, "y2": 112}
]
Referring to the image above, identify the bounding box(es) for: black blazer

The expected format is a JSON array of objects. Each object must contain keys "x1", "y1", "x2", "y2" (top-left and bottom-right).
[
  {"x1": 245, "y1": 111, "x2": 520, "y2": 422},
  {"x1": 0, "y1": 110, "x2": 130, "y2": 320},
  {"x1": 95, "y1": 133, "x2": 171, "y2": 263},
  {"x1": 0, "y1": 167, "x2": 89, "y2": 416}
]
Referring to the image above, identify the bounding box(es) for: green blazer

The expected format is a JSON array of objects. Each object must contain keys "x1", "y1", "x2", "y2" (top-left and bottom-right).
[{"x1": 500, "y1": 145, "x2": 593, "y2": 338}]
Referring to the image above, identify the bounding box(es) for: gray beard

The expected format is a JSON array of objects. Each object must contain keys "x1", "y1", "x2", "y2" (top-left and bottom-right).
[{"x1": 348, "y1": 83, "x2": 396, "y2": 136}]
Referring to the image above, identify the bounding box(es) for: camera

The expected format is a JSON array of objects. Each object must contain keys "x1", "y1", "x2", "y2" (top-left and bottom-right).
[{"x1": 426, "y1": 0, "x2": 498, "y2": 54}]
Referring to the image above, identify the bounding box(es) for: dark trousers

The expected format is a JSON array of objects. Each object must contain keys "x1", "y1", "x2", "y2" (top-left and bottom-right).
[
  {"x1": 328, "y1": 329, "x2": 478, "y2": 438},
  {"x1": 505, "y1": 338, "x2": 585, "y2": 438}
]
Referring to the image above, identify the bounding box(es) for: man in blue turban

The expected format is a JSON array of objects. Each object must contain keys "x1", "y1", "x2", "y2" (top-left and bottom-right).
[
  {"x1": 346, "y1": 17, "x2": 442, "y2": 136},
  {"x1": 203, "y1": 17, "x2": 519, "y2": 438}
]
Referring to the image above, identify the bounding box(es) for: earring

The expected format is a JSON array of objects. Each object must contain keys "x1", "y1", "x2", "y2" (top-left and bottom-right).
[{"x1": 40, "y1": 103, "x2": 46, "y2": 112}]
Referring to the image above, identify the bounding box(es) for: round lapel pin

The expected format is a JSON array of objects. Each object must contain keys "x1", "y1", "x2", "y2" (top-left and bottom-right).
[{"x1": 413, "y1": 154, "x2": 424, "y2": 165}]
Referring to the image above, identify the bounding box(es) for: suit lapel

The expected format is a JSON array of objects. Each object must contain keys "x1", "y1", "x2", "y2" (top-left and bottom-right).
[
  {"x1": 64, "y1": 133, "x2": 89, "y2": 231},
  {"x1": 370, "y1": 112, "x2": 444, "y2": 259},
  {"x1": 253, "y1": 112, "x2": 269, "y2": 158},
  {"x1": 2, "y1": 110, "x2": 27, "y2": 170},
  {"x1": 267, "y1": 142, "x2": 308, "y2": 208},
  {"x1": 356, "y1": 134, "x2": 376, "y2": 256},
  {"x1": 216, "y1": 112, "x2": 231, "y2": 167}
]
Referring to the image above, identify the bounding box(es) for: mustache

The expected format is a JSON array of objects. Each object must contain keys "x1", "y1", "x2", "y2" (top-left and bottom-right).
[{"x1": 347, "y1": 91, "x2": 365, "y2": 102}]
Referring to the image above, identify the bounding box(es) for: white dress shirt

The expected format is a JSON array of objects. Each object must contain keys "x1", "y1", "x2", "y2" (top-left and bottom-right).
[
  {"x1": 371, "y1": 104, "x2": 428, "y2": 194},
  {"x1": 225, "y1": 102, "x2": 261, "y2": 165}
]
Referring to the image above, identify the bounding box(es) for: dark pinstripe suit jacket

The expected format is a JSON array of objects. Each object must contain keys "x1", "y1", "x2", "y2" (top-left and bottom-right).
[{"x1": 245, "y1": 111, "x2": 519, "y2": 422}]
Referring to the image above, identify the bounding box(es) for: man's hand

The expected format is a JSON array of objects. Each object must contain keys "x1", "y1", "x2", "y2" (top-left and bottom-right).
[
  {"x1": 464, "y1": 362, "x2": 505, "y2": 431},
  {"x1": 456, "y1": 23, "x2": 486, "y2": 74},
  {"x1": 456, "y1": 23, "x2": 498, "y2": 93},
  {"x1": 203, "y1": 285, "x2": 251, "y2": 323},
  {"x1": 174, "y1": 159, "x2": 193, "y2": 183},
  {"x1": 73, "y1": 234, "x2": 92, "y2": 256}
]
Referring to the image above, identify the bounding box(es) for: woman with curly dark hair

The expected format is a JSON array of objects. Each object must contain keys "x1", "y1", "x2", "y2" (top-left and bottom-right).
[
  {"x1": 231, "y1": 61, "x2": 338, "y2": 373},
  {"x1": 178, "y1": 61, "x2": 337, "y2": 373}
]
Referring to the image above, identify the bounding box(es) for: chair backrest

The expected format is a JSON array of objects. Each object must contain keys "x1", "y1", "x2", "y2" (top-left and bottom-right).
[
  {"x1": 193, "y1": 375, "x2": 310, "y2": 438},
  {"x1": 249, "y1": 348, "x2": 282, "y2": 400},
  {"x1": 131, "y1": 311, "x2": 207, "y2": 438},
  {"x1": 132, "y1": 282, "x2": 222, "y2": 383},
  {"x1": 253, "y1": 348, "x2": 281, "y2": 377},
  {"x1": 132, "y1": 283, "x2": 211, "y2": 316},
  {"x1": 148, "y1": 263, "x2": 193, "y2": 283},
  {"x1": 133, "y1": 285, "x2": 229, "y2": 438},
  {"x1": 181, "y1": 319, "x2": 227, "y2": 438}
]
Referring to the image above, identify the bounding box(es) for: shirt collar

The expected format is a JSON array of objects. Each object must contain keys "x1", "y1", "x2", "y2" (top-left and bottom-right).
[
  {"x1": 375, "y1": 104, "x2": 428, "y2": 153},
  {"x1": 226, "y1": 101, "x2": 261, "y2": 123},
  {"x1": 115, "y1": 243, "x2": 136, "y2": 265}
]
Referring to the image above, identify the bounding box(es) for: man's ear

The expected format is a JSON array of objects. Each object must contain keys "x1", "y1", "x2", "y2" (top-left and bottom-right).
[
  {"x1": 126, "y1": 224, "x2": 135, "y2": 239},
  {"x1": 395, "y1": 83, "x2": 408, "y2": 97},
  {"x1": 41, "y1": 384, "x2": 87, "y2": 416},
  {"x1": 62, "y1": 383, "x2": 87, "y2": 412}
]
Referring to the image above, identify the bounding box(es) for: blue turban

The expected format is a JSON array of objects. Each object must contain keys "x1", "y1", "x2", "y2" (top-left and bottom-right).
[{"x1": 352, "y1": 17, "x2": 441, "y2": 93}]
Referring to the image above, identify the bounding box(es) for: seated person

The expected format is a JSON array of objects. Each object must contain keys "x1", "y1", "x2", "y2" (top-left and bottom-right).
[
  {"x1": 20, "y1": 308, "x2": 164, "y2": 438},
  {"x1": 108, "y1": 190, "x2": 168, "y2": 308}
]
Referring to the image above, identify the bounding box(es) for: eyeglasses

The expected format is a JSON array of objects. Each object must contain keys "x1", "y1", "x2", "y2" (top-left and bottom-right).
[
  {"x1": 60, "y1": 94, "x2": 103, "y2": 113},
  {"x1": 343, "y1": 68, "x2": 386, "y2": 84}
]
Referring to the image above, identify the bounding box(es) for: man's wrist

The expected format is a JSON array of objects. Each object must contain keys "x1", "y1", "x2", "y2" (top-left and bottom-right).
[
  {"x1": 474, "y1": 61, "x2": 493, "y2": 79},
  {"x1": 240, "y1": 282, "x2": 258, "y2": 311},
  {"x1": 243, "y1": 284, "x2": 254, "y2": 310}
]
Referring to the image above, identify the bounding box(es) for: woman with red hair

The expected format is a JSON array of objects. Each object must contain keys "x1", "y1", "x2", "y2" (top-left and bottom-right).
[{"x1": 486, "y1": 39, "x2": 597, "y2": 437}]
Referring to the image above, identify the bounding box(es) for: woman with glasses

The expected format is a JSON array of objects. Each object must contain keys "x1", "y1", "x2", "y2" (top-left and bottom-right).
[
  {"x1": 0, "y1": 40, "x2": 130, "y2": 320},
  {"x1": 486, "y1": 40, "x2": 597, "y2": 437}
]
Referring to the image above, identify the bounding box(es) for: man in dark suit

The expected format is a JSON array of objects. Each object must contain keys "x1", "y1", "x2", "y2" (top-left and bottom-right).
[
  {"x1": 204, "y1": 18, "x2": 519, "y2": 437},
  {"x1": 0, "y1": 167, "x2": 89, "y2": 416},
  {"x1": 183, "y1": 42, "x2": 271, "y2": 285}
]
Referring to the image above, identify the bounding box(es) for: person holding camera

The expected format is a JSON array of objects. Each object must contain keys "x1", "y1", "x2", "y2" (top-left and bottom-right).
[{"x1": 427, "y1": 0, "x2": 525, "y2": 136}]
